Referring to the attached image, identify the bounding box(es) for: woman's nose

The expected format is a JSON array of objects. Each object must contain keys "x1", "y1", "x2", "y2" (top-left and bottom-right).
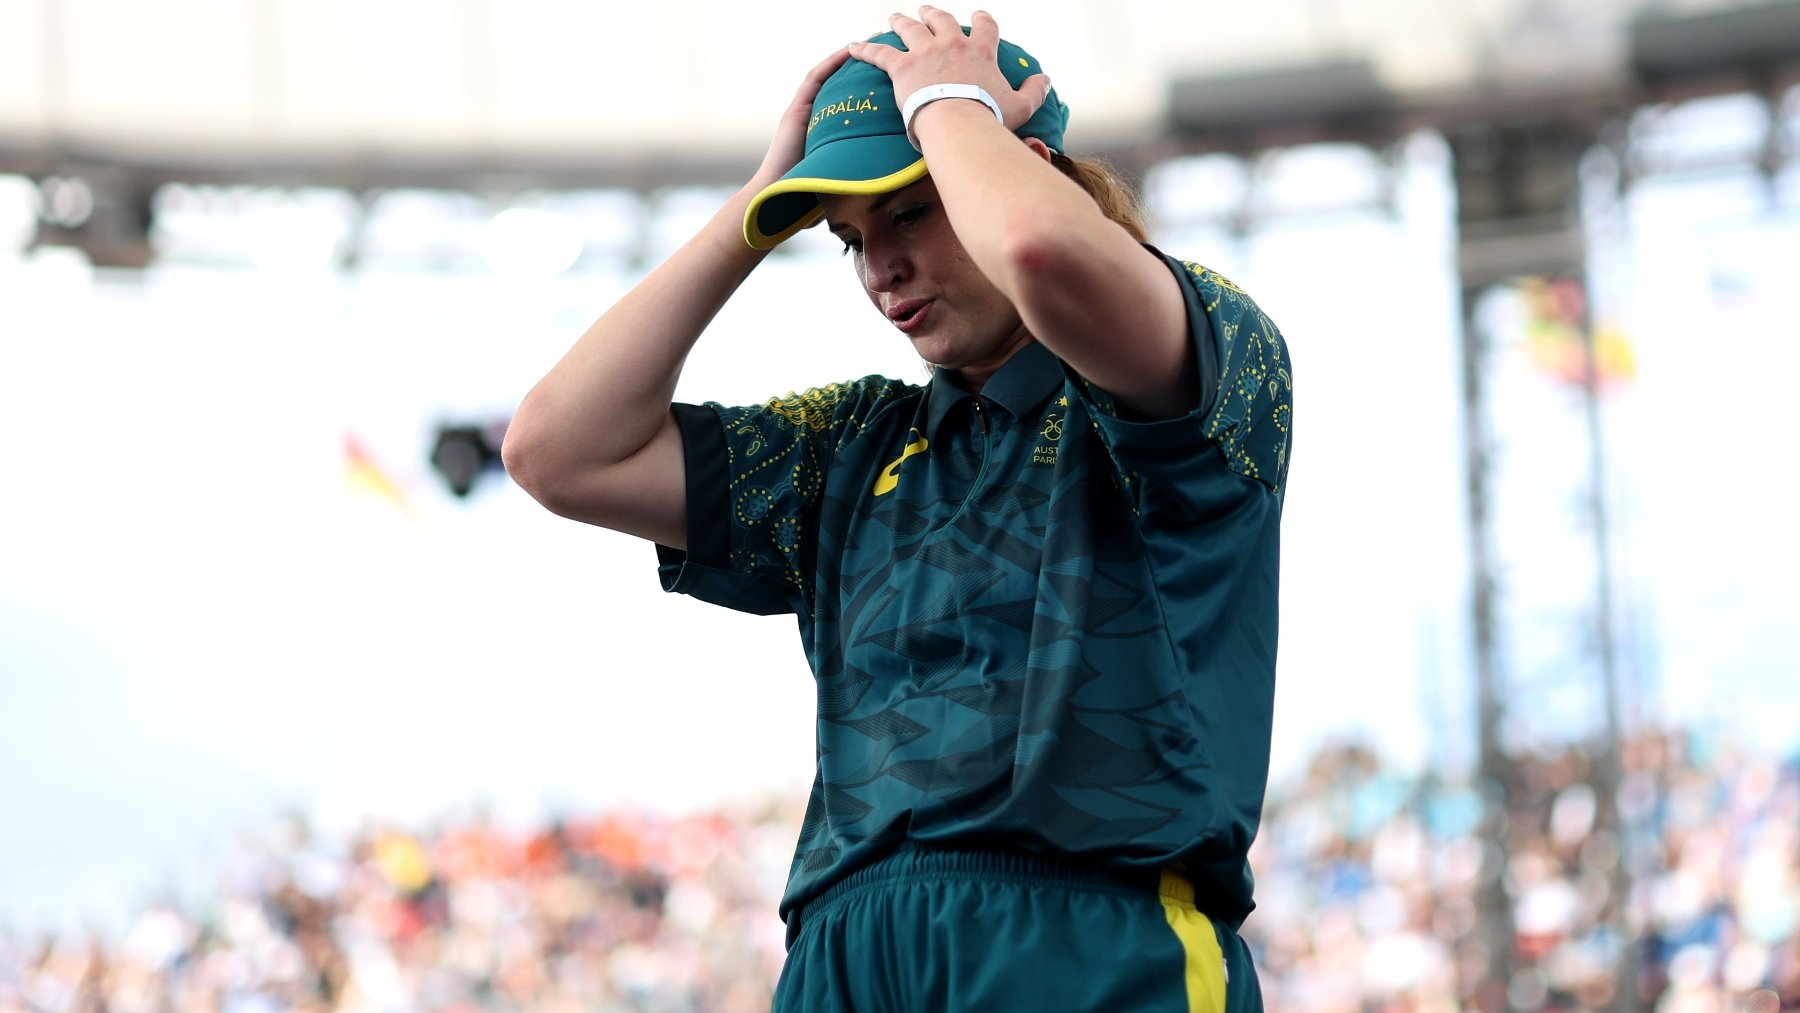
[{"x1": 863, "y1": 245, "x2": 906, "y2": 292}]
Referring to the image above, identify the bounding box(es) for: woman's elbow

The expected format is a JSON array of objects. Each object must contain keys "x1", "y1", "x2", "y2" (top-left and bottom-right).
[
  {"x1": 504, "y1": 439, "x2": 597, "y2": 522},
  {"x1": 500, "y1": 407, "x2": 578, "y2": 512},
  {"x1": 500, "y1": 416, "x2": 552, "y2": 503},
  {"x1": 999, "y1": 201, "x2": 1108, "y2": 283},
  {"x1": 995, "y1": 221, "x2": 1088, "y2": 312}
]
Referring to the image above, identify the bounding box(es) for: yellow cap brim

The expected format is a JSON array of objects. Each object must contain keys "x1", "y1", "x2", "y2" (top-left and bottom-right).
[{"x1": 743, "y1": 149, "x2": 929, "y2": 251}]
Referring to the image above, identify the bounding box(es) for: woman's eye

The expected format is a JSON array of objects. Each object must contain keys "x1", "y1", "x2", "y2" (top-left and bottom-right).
[
  {"x1": 838, "y1": 238, "x2": 862, "y2": 257},
  {"x1": 892, "y1": 205, "x2": 927, "y2": 227}
]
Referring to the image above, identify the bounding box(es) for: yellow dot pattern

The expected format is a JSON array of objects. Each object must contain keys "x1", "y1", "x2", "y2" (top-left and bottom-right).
[
  {"x1": 1184, "y1": 260, "x2": 1293, "y2": 496},
  {"x1": 1070, "y1": 261, "x2": 1293, "y2": 500},
  {"x1": 711, "y1": 376, "x2": 916, "y2": 613}
]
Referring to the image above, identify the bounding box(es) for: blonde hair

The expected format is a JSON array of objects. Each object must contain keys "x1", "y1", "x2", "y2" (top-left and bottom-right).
[{"x1": 1051, "y1": 152, "x2": 1149, "y2": 243}]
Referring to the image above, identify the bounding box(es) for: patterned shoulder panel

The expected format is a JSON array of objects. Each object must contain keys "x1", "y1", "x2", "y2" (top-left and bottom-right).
[
  {"x1": 712, "y1": 374, "x2": 916, "y2": 460},
  {"x1": 707, "y1": 374, "x2": 918, "y2": 606},
  {"x1": 1184, "y1": 261, "x2": 1294, "y2": 496}
]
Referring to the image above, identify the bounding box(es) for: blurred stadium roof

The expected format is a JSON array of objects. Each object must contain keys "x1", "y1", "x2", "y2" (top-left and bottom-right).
[{"x1": 3, "y1": 0, "x2": 1797, "y2": 191}]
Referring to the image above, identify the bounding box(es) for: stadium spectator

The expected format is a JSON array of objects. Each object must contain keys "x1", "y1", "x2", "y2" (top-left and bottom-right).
[{"x1": 2, "y1": 730, "x2": 1794, "y2": 1011}]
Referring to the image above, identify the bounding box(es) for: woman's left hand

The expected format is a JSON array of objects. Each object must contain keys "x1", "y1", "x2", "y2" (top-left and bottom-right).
[{"x1": 848, "y1": 7, "x2": 1051, "y2": 132}]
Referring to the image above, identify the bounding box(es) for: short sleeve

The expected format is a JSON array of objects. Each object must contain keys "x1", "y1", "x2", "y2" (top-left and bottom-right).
[
  {"x1": 1065, "y1": 250, "x2": 1294, "y2": 504},
  {"x1": 657, "y1": 376, "x2": 914, "y2": 616}
]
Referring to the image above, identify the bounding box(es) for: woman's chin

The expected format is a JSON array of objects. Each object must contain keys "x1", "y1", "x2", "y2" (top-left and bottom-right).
[
  {"x1": 910, "y1": 329, "x2": 1031, "y2": 377},
  {"x1": 907, "y1": 334, "x2": 958, "y2": 368}
]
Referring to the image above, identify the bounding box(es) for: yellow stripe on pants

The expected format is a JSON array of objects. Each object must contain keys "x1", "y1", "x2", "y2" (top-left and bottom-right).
[{"x1": 1158, "y1": 869, "x2": 1227, "y2": 1013}]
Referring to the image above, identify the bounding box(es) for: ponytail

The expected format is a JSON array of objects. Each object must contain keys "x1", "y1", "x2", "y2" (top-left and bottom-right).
[{"x1": 1051, "y1": 152, "x2": 1150, "y2": 243}]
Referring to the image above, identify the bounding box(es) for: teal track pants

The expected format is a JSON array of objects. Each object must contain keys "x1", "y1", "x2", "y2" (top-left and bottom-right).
[{"x1": 773, "y1": 845, "x2": 1262, "y2": 1012}]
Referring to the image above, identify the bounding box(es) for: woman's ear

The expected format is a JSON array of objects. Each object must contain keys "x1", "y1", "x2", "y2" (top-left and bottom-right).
[{"x1": 1022, "y1": 137, "x2": 1054, "y2": 163}]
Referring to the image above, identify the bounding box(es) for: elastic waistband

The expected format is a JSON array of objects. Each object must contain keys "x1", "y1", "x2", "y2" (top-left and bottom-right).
[{"x1": 788, "y1": 843, "x2": 1196, "y2": 936}]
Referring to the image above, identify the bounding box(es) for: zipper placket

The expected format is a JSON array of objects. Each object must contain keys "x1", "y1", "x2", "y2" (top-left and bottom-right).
[
  {"x1": 942, "y1": 397, "x2": 992, "y2": 528},
  {"x1": 967, "y1": 397, "x2": 992, "y2": 497}
]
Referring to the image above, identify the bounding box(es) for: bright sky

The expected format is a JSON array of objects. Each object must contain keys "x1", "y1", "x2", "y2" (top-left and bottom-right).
[
  {"x1": 1, "y1": 131, "x2": 1796, "y2": 937},
  {"x1": 0, "y1": 0, "x2": 1597, "y2": 151}
]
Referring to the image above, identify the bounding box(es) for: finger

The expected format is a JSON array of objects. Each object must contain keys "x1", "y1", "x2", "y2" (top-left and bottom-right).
[
  {"x1": 803, "y1": 45, "x2": 854, "y2": 86},
  {"x1": 790, "y1": 46, "x2": 853, "y2": 111},
  {"x1": 888, "y1": 10, "x2": 930, "y2": 48},
  {"x1": 917, "y1": 5, "x2": 961, "y2": 35},
  {"x1": 845, "y1": 39, "x2": 899, "y2": 72},
  {"x1": 1005, "y1": 73, "x2": 1052, "y2": 128},
  {"x1": 968, "y1": 10, "x2": 999, "y2": 47},
  {"x1": 1017, "y1": 72, "x2": 1051, "y2": 105}
]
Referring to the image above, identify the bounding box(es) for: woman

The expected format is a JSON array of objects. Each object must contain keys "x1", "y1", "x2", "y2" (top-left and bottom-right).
[{"x1": 505, "y1": 9, "x2": 1292, "y2": 1010}]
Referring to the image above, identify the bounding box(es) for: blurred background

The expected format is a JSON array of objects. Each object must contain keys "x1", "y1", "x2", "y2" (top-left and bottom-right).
[{"x1": 1, "y1": 0, "x2": 1797, "y2": 1009}]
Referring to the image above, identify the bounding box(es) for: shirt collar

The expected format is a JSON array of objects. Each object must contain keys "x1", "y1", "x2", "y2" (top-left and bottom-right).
[{"x1": 924, "y1": 340, "x2": 1065, "y2": 435}]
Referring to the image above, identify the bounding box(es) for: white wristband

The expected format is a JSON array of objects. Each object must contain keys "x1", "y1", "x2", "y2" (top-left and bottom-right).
[{"x1": 900, "y1": 84, "x2": 1005, "y2": 151}]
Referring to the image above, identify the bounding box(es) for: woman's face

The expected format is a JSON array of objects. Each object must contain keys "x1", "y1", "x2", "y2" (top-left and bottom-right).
[{"x1": 819, "y1": 177, "x2": 1031, "y2": 379}]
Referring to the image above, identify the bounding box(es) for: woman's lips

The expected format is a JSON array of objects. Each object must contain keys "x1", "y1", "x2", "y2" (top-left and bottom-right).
[{"x1": 889, "y1": 299, "x2": 934, "y2": 334}]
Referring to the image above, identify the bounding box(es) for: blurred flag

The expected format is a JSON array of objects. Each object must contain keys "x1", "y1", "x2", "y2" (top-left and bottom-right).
[
  {"x1": 344, "y1": 432, "x2": 417, "y2": 521},
  {"x1": 1518, "y1": 277, "x2": 1637, "y2": 391}
]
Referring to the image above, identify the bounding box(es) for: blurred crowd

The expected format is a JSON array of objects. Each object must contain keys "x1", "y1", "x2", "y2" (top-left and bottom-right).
[
  {"x1": 1250, "y1": 729, "x2": 1800, "y2": 1011},
  {"x1": 0, "y1": 800, "x2": 801, "y2": 1013},
  {"x1": 2, "y1": 728, "x2": 1795, "y2": 1012}
]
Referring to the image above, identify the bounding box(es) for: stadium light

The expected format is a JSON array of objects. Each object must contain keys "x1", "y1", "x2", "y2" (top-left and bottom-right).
[
  {"x1": 429, "y1": 420, "x2": 509, "y2": 499},
  {"x1": 1167, "y1": 58, "x2": 1392, "y2": 151},
  {"x1": 1631, "y1": 2, "x2": 1800, "y2": 87}
]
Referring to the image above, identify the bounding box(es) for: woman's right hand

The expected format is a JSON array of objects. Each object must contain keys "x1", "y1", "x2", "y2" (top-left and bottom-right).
[{"x1": 749, "y1": 45, "x2": 855, "y2": 190}]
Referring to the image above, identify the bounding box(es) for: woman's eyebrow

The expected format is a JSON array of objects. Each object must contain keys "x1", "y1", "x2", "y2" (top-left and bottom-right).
[{"x1": 824, "y1": 191, "x2": 909, "y2": 234}]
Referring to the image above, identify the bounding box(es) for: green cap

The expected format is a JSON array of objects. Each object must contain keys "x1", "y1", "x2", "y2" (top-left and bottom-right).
[{"x1": 743, "y1": 29, "x2": 1067, "y2": 250}]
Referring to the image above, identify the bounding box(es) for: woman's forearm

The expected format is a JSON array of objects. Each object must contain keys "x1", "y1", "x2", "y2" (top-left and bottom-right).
[
  {"x1": 913, "y1": 101, "x2": 1196, "y2": 417},
  {"x1": 862, "y1": 16, "x2": 1196, "y2": 418},
  {"x1": 907, "y1": 98, "x2": 1104, "y2": 305},
  {"x1": 505, "y1": 44, "x2": 853, "y2": 533},
  {"x1": 504, "y1": 185, "x2": 767, "y2": 496}
]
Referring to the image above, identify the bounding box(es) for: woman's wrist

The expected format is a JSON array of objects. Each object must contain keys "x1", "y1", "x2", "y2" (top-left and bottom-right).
[
  {"x1": 697, "y1": 185, "x2": 769, "y2": 263},
  {"x1": 900, "y1": 83, "x2": 1005, "y2": 150}
]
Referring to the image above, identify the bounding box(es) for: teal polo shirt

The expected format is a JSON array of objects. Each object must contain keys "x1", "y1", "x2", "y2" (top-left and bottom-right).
[{"x1": 657, "y1": 248, "x2": 1293, "y2": 932}]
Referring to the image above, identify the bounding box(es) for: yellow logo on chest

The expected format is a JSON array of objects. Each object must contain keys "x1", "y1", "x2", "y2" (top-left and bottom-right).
[
  {"x1": 873, "y1": 433, "x2": 929, "y2": 496},
  {"x1": 1033, "y1": 412, "x2": 1062, "y2": 465}
]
